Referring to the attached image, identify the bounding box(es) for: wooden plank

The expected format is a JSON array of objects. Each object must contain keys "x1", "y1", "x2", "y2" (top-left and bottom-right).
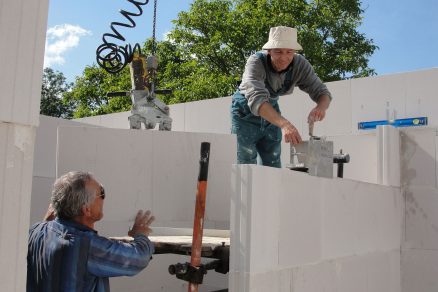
[{"x1": 111, "y1": 235, "x2": 229, "y2": 258}]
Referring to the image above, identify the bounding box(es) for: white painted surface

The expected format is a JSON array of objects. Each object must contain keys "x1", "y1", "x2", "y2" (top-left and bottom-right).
[
  {"x1": 0, "y1": 122, "x2": 36, "y2": 291},
  {"x1": 291, "y1": 250, "x2": 400, "y2": 292},
  {"x1": 56, "y1": 126, "x2": 236, "y2": 231},
  {"x1": 230, "y1": 164, "x2": 402, "y2": 292},
  {"x1": 351, "y1": 74, "x2": 406, "y2": 131},
  {"x1": 33, "y1": 116, "x2": 88, "y2": 178},
  {"x1": 330, "y1": 133, "x2": 378, "y2": 183},
  {"x1": 401, "y1": 249, "x2": 438, "y2": 292},
  {"x1": 404, "y1": 186, "x2": 438, "y2": 250},
  {"x1": 400, "y1": 128, "x2": 437, "y2": 188},
  {"x1": 399, "y1": 128, "x2": 438, "y2": 292},
  {"x1": 184, "y1": 96, "x2": 233, "y2": 134},
  {"x1": 0, "y1": 0, "x2": 48, "y2": 290},
  {"x1": 404, "y1": 70, "x2": 438, "y2": 127},
  {"x1": 321, "y1": 80, "x2": 353, "y2": 136},
  {"x1": 377, "y1": 125, "x2": 401, "y2": 186},
  {"x1": 30, "y1": 116, "x2": 94, "y2": 224},
  {"x1": 0, "y1": 0, "x2": 48, "y2": 126},
  {"x1": 168, "y1": 102, "x2": 186, "y2": 132},
  {"x1": 30, "y1": 175, "x2": 53, "y2": 224}
]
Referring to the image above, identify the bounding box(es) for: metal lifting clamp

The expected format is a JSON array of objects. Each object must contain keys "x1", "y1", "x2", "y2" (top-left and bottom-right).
[
  {"x1": 127, "y1": 53, "x2": 172, "y2": 130},
  {"x1": 106, "y1": 53, "x2": 172, "y2": 130}
]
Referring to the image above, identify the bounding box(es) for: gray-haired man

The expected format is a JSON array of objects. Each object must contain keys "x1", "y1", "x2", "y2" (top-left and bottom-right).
[
  {"x1": 27, "y1": 171, "x2": 155, "y2": 292},
  {"x1": 231, "y1": 26, "x2": 332, "y2": 167}
]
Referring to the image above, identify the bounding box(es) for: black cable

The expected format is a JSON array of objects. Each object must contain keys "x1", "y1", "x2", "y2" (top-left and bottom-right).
[{"x1": 95, "y1": 0, "x2": 150, "y2": 74}]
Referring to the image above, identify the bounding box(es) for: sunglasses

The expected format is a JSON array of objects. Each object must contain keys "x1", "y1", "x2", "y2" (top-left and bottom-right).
[{"x1": 98, "y1": 186, "x2": 105, "y2": 200}]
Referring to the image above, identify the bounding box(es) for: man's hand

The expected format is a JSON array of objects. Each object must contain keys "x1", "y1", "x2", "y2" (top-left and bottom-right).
[
  {"x1": 307, "y1": 106, "x2": 326, "y2": 123},
  {"x1": 258, "y1": 102, "x2": 302, "y2": 144},
  {"x1": 280, "y1": 121, "x2": 302, "y2": 144},
  {"x1": 128, "y1": 210, "x2": 155, "y2": 237},
  {"x1": 308, "y1": 94, "x2": 330, "y2": 123},
  {"x1": 43, "y1": 203, "x2": 56, "y2": 221}
]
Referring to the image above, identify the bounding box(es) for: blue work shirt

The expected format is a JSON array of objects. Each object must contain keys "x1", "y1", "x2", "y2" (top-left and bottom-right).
[{"x1": 27, "y1": 218, "x2": 154, "y2": 292}]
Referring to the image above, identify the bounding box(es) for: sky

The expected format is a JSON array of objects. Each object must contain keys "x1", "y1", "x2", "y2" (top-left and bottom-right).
[{"x1": 45, "y1": 0, "x2": 438, "y2": 83}]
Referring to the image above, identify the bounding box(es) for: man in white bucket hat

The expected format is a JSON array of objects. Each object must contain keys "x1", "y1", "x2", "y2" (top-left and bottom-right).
[{"x1": 231, "y1": 26, "x2": 332, "y2": 167}]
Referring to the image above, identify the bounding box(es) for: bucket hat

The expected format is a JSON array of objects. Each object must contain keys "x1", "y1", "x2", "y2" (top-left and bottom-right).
[{"x1": 262, "y1": 26, "x2": 302, "y2": 50}]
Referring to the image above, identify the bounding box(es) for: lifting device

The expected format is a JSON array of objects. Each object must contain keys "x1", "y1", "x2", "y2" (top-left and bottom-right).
[
  {"x1": 96, "y1": 0, "x2": 172, "y2": 130},
  {"x1": 97, "y1": 3, "x2": 229, "y2": 290}
]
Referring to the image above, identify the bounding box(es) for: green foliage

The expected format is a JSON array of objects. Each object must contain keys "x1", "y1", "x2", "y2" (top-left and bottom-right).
[
  {"x1": 168, "y1": 0, "x2": 377, "y2": 85},
  {"x1": 64, "y1": 65, "x2": 132, "y2": 118},
  {"x1": 64, "y1": 0, "x2": 377, "y2": 117},
  {"x1": 152, "y1": 39, "x2": 238, "y2": 104},
  {"x1": 40, "y1": 68, "x2": 74, "y2": 118}
]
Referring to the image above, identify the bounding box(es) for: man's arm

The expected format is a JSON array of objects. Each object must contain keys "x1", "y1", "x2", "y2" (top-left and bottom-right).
[
  {"x1": 308, "y1": 94, "x2": 331, "y2": 123},
  {"x1": 258, "y1": 94, "x2": 330, "y2": 144},
  {"x1": 258, "y1": 102, "x2": 302, "y2": 144},
  {"x1": 239, "y1": 54, "x2": 271, "y2": 116},
  {"x1": 87, "y1": 210, "x2": 155, "y2": 277},
  {"x1": 292, "y1": 56, "x2": 332, "y2": 128},
  {"x1": 294, "y1": 55, "x2": 332, "y2": 104}
]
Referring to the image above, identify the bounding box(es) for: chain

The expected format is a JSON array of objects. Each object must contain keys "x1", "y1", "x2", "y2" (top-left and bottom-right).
[{"x1": 152, "y1": 0, "x2": 157, "y2": 55}]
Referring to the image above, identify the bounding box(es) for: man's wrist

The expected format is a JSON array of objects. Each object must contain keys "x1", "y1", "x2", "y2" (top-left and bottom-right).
[
  {"x1": 278, "y1": 119, "x2": 291, "y2": 129},
  {"x1": 317, "y1": 94, "x2": 331, "y2": 109}
]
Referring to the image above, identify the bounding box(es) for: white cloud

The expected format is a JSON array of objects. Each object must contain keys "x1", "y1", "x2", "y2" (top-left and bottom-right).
[{"x1": 44, "y1": 24, "x2": 92, "y2": 67}]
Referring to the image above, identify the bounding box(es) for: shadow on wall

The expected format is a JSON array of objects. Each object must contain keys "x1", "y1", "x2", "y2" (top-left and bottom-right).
[{"x1": 401, "y1": 128, "x2": 438, "y2": 240}]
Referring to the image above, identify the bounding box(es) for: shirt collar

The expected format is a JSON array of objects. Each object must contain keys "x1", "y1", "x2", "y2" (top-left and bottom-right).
[{"x1": 55, "y1": 217, "x2": 98, "y2": 233}]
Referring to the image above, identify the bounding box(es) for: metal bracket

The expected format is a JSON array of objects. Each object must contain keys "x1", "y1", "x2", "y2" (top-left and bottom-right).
[
  {"x1": 168, "y1": 262, "x2": 207, "y2": 284},
  {"x1": 128, "y1": 89, "x2": 172, "y2": 130}
]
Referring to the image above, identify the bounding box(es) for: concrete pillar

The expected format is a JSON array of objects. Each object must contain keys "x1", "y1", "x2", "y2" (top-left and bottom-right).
[{"x1": 0, "y1": 0, "x2": 49, "y2": 290}]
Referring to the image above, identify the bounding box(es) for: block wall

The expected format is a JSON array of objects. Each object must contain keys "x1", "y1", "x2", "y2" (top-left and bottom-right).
[
  {"x1": 0, "y1": 0, "x2": 49, "y2": 290},
  {"x1": 75, "y1": 69, "x2": 438, "y2": 185},
  {"x1": 30, "y1": 116, "x2": 89, "y2": 224},
  {"x1": 230, "y1": 164, "x2": 402, "y2": 292},
  {"x1": 400, "y1": 128, "x2": 438, "y2": 292}
]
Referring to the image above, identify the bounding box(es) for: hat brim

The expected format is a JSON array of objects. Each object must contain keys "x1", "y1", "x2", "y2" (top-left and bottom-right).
[{"x1": 262, "y1": 40, "x2": 303, "y2": 51}]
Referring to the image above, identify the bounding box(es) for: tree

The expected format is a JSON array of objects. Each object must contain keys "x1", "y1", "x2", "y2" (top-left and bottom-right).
[
  {"x1": 153, "y1": 38, "x2": 237, "y2": 105},
  {"x1": 65, "y1": 39, "x2": 179, "y2": 117},
  {"x1": 40, "y1": 68, "x2": 74, "y2": 118},
  {"x1": 66, "y1": 0, "x2": 378, "y2": 116},
  {"x1": 64, "y1": 65, "x2": 132, "y2": 118},
  {"x1": 165, "y1": 0, "x2": 377, "y2": 99}
]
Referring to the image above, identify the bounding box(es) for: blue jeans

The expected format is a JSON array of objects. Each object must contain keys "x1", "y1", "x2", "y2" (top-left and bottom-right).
[{"x1": 231, "y1": 92, "x2": 282, "y2": 168}]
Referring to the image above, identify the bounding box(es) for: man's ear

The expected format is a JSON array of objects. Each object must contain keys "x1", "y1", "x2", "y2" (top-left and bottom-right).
[{"x1": 81, "y1": 205, "x2": 91, "y2": 217}]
